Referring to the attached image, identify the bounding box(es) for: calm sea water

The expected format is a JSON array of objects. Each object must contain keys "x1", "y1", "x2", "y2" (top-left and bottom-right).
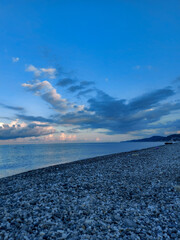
[{"x1": 0, "y1": 142, "x2": 163, "y2": 178}]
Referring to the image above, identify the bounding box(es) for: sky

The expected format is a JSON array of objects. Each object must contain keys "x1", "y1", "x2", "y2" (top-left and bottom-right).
[{"x1": 0, "y1": 0, "x2": 180, "y2": 144}]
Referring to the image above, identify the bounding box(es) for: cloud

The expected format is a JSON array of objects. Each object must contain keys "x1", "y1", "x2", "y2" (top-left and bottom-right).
[
  {"x1": 22, "y1": 62, "x2": 180, "y2": 138},
  {"x1": 40, "y1": 68, "x2": 56, "y2": 79},
  {"x1": 57, "y1": 78, "x2": 77, "y2": 87},
  {"x1": 22, "y1": 80, "x2": 70, "y2": 112},
  {"x1": 68, "y1": 81, "x2": 94, "y2": 93},
  {"x1": 58, "y1": 87, "x2": 177, "y2": 135},
  {"x1": 133, "y1": 65, "x2": 153, "y2": 71},
  {"x1": 21, "y1": 85, "x2": 176, "y2": 136},
  {"x1": 59, "y1": 132, "x2": 77, "y2": 141},
  {"x1": 68, "y1": 85, "x2": 84, "y2": 92},
  {"x1": 26, "y1": 65, "x2": 41, "y2": 77},
  {"x1": 0, "y1": 103, "x2": 24, "y2": 111},
  {"x1": 77, "y1": 88, "x2": 94, "y2": 97},
  {"x1": 41, "y1": 132, "x2": 77, "y2": 142},
  {"x1": 12, "y1": 57, "x2": 19, "y2": 63},
  {"x1": 80, "y1": 81, "x2": 94, "y2": 86},
  {"x1": 173, "y1": 76, "x2": 180, "y2": 84},
  {"x1": 25, "y1": 65, "x2": 56, "y2": 79},
  {"x1": 16, "y1": 114, "x2": 56, "y2": 123},
  {"x1": 129, "y1": 87, "x2": 175, "y2": 111},
  {"x1": 0, "y1": 121, "x2": 56, "y2": 140},
  {"x1": 0, "y1": 117, "x2": 12, "y2": 120},
  {"x1": 133, "y1": 65, "x2": 141, "y2": 70}
]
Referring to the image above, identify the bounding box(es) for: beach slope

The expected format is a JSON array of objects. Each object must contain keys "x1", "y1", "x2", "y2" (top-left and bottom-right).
[{"x1": 0, "y1": 144, "x2": 180, "y2": 239}]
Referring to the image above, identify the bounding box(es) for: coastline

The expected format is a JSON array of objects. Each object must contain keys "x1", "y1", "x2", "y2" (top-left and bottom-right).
[
  {"x1": 0, "y1": 141, "x2": 163, "y2": 180},
  {"x1": 0, "y1": 143, "x2": 180, "y2": 239},
  {"x1": 0, "y1": 142, "x2": 163, "y2": 181}
]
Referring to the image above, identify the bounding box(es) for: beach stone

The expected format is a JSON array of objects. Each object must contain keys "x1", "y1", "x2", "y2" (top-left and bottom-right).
[
  {"x1": 113, "y1": 214, "x2": 121, "y2": 221},
  {"x1": 123, "y1": 219, "x2": 137, "y2": 228},
  {"x1": 0, "y1": 143, "x2": 180, "y2": 239},
  {"x1": 170, "y1": 232, "x2": 177, "y2": 238}
]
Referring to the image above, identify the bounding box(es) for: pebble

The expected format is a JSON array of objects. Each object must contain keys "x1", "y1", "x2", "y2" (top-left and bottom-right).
[{"x1": 0, "y1": 143, "x2": 180, "y2": 239}]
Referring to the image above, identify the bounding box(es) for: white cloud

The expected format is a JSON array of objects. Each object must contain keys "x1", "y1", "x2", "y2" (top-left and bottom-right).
[
  {"x1": 25, "y1": 65, "x2": 41, "y2": 77},
  {"x1": 75, "y1": 105, "x2": 85, "y2": 112},
  {"x1": 22, "y1": 80, "x2": 52, "y2": 93},
  {"x1": 25, "y1": 65, "x2": 56, "y2": 79},
  {"x1": 0, "y1": 120, "x2": 55, "y2": 140},
  {"x1": 59, "y1": 133, "x2": 76, "y2": 141},
  {"x1": 22, "y1": 80, "x2": 70, "y2": 112},
  {"x1": 12, "y1": 57, "x2": 19, "y2": 63},
  {"x1": 40, "y1": 68, "x2": 56, "y2": 79}
]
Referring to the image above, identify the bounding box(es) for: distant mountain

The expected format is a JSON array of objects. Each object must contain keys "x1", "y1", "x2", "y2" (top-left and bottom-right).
[{"x1": 130, "y1": 134, "x2": 180, "y2": 142}]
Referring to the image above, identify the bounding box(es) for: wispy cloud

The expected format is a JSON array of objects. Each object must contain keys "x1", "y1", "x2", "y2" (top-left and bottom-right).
[
  {"x1": 133, "y1": 65, "x2": 141, "y2": 70},
  {"x1": 25, "y1": 65, "x2": 56, "y2": 79},
  {"x1": 129, "y1": 87, "x2": 175, "y2": 111},
  {"x1": 173, "y1": 76, "x2": 180, "y2": 84},
  {"x1": 16, "y1": 114, "x2": 56, "y2": 124},
  {"x1": 77, "y1": 88, "x2": 94, "y2": 97},
  {"x1": 12, "y1": 57, "x2": 19, "y2": 63},
  {"x1": 57, "y1": 78, "x2": 77, "y2": 87},
  {"x1": 133, "y1": 65, "x2": 153, "y2": 71},
  {"x1": 0, "y1": 103, "x2": 24, "y2": 111},
  {"x1": 68, "y1": 81, "x2": 94, "y2": 93},
  {"x1": 22, "y1": 80, "x2": 71, "y2": 113},
  {"x1": 40, "y1": 67, "x2": 56, "y2": 79}
]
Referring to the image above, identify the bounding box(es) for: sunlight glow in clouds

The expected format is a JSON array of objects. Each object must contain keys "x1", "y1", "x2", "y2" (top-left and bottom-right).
[
  {"x1": 22, "y1": 80, "x2": 71, "y2": 113},
  {"x1": 0, "y1": 120, "x2": 56, "y2": 140}
]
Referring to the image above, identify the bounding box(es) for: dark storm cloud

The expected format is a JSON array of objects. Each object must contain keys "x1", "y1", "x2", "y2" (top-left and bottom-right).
[
  {"x1": 56, "y1": 78, "x2": 77, "y2": 87},
  {"x1": 0, "y1": 123, "x2": 56, "y2": 140},
  {"x1": 0, "y1": 103, "x2": 25, "y2": 111}
]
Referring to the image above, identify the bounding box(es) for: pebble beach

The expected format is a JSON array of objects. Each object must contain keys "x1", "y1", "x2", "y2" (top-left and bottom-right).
[{"x1": 0, "y1": 143, "x2": 180, "y2": 240}]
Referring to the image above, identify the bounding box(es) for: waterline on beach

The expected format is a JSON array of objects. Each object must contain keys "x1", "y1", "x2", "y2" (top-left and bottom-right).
[{"x1": 0, "y1": 142, "x2": 163, "y2": 178}]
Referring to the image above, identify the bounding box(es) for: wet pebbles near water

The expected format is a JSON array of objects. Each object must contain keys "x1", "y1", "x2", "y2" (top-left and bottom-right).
[{"x1": 0, "y1": 143, "x2": 180, "y2": 239}]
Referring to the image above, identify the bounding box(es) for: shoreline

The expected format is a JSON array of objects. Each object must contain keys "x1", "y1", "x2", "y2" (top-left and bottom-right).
[
  {"x1": 0, "y1": 143, "x2": 163, "y2": 181},
  {"x1": 0, "y1": 143, "x2": 180, "y2": 239}
]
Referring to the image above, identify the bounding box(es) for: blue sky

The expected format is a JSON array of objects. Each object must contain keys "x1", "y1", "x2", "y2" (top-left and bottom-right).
[{"x1": 0, "y1": 0, "x2": 180, "y2": 143}]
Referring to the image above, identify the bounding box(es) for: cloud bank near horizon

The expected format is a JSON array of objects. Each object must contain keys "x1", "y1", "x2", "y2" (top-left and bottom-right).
[
  {"x1": 1, "y1": 63, "x2": 180, "y2": 141},
  {"x1": 0, "y1": 121, "x2": 55, "y2": 140}
]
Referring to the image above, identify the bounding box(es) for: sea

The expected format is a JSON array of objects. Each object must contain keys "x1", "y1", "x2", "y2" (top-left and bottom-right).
[{"x1": 0, "y1": 142, "x2": 163, "y2": 179}]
